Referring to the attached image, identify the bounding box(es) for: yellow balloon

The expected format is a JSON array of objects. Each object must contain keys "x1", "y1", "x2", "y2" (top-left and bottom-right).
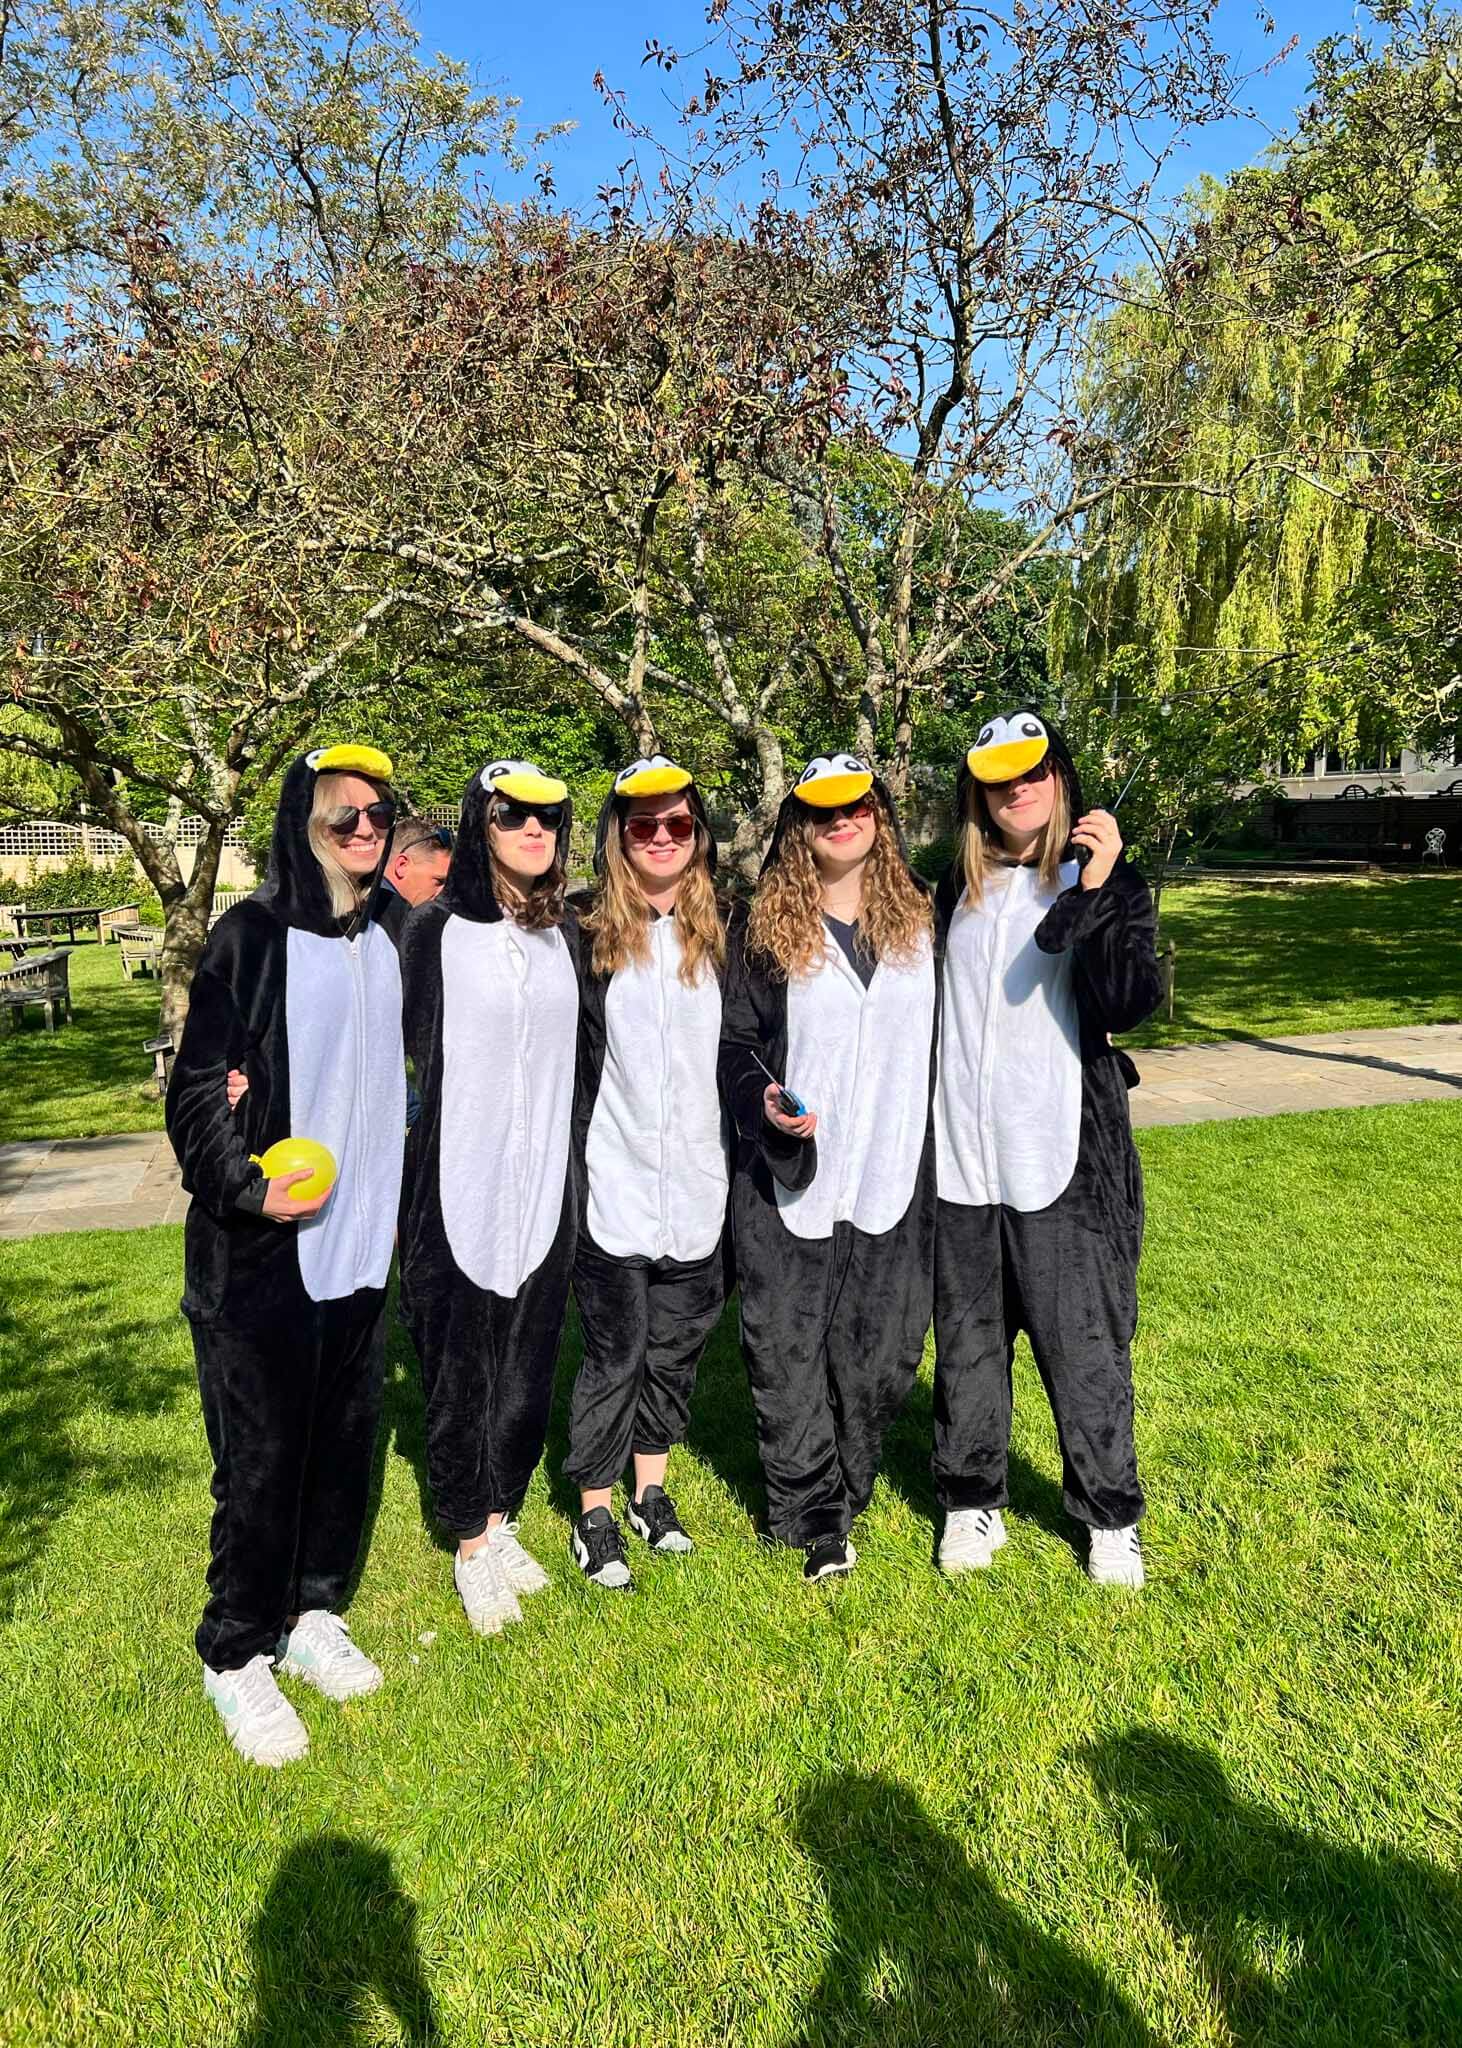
[{"x1": 251, "y1": 1137, "x2": 337, "y2": 1201}]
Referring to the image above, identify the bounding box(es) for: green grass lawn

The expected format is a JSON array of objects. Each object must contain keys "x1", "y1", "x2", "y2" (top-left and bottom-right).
[
  {"x1": 0, "y1": 940, "x2": 165, "y2": 1145},
  {"x1": 2, "y1": 1102, "x2": 1459, "y2": 2047},
  {"x1": 1134, "y1": 871, "x2": 1462, "y2": 1047}
]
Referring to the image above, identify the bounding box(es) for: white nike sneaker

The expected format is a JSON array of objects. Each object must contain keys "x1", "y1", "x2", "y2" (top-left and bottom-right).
[
  {"x1": 204, "y1": 1654, "x2": 310, "y2": 1767},
  {"x1": 487, "y1": 1519, "x2": 551, "y2": 1595},
  {"x1": 938, "y1": 1507, "x2": 1008, "y2": 1575},
  {"x1": 1087, "y1": 1524, "x2": 1145, "y2": 1588},
  {"x1": 278, "y1": 1610, "x2": 384, "y2": 1701},
  {"x1": 454, "y1": 1544, "x2": 523, "y2": 1635}
]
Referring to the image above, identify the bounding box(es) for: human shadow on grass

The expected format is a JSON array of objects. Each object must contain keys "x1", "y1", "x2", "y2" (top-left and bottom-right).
[
  {"x1": 787, "y1": 1771, "x2": 1156, "y2": 2048},
  {"x1": 238, "y1": 1833, "x2": 441, "y2": 2047},
  {"x1": 1083, "y1": 1729, "x2": 1462, "y2": 2047},
  {"x1": 0, "y1": 1267, "x2": 186, "y2": 1618}
]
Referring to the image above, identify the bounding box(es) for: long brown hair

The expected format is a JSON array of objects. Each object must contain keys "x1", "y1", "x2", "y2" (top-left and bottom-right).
[
  {"x1": 584, "y1": 806, "x2": 725, "y2": 985},
  {"x1": 748, "y1": 797, "x2": 932, "y2": 981},
  {"x1": 307, "y1": 771, "x2": 392, "y2": 919},
  {"x1": 487, "y1": 796, "x2": 567, "y2": 930},
  {"x1": 960, "y1": 772, "x2": 1071, "y2": 907}
]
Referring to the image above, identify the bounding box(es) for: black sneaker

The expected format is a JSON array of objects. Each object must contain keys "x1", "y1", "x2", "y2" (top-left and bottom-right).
[
  {"x1": 571, "y1": 1507, "x2": 633, "y2": 1591},
  {"x1": 627, "y1": 1485, "x2": 694, "y2": 1554},
  {"x1": 803, "y1": 1535, "x2": 857, "y2": 1582}
]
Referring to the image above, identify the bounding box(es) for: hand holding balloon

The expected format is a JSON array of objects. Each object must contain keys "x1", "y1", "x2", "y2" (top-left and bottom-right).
[{"x1": 250, "y1": 1138, "x2": 337, "y2": 1222}]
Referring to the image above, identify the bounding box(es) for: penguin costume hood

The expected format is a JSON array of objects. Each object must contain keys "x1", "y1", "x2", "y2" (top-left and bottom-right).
[
  {"x1": 166, "y1": 740, "x2": 407, "y2": 1314},
  {"x1": 442, "y1": 758, "x2": 573, "y2": 923},
  {"x1": 934, "y1": 709, "x2": 1084, "y2": 929},
  {"x1": 759, "y1": 752, "x2": 913, "y2": 879},
  {"x1": 593, "y1": 754, "x2": 718, "y2": 878},
  {"x1": 254, "y1": 743, "x2": 398, "y2": 937}
]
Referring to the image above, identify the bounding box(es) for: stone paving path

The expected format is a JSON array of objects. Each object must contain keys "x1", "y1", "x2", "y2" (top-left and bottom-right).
[
  {"x1": 1128, "y1": 1023, "x2": 1462, "y2": 1127},
  {"x1": 1, "y1": 1023, "x2": 1459, "y2": 1239}
]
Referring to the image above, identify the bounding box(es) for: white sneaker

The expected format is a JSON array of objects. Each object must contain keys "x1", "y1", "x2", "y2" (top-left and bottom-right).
[
  {"x1": 278, "y1": 1610, "x2": 384, "y2": 1701},
  {"x1": 938, "y1": 1507, "x2": 1008, "y2": 1575},
  {"x1": 204, "y1": 1654, "x2": 310, "y2": 1767},
  {"x1": 1088, "y1": 1524, "x2": 1145, "y2": 1588},
  {"x1": 454, "y1": 1544, "x2": 523, "y2": 1635},
  {"x1": 488, "y1": 1519, "x2": 551, "y2": 1595}
]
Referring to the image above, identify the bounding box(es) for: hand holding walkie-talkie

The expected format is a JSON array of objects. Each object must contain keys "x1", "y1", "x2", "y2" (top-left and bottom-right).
[{"x1": 749, "y1": 1050, "x2": 817, "y2": 1139}]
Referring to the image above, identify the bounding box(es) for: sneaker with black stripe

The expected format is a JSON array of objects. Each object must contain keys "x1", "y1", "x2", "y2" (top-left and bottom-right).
[
  {"x1": 627, "y1": 1484, "x2": 693, "y2": 1554},
  {"x1": 571, "y1": 1507, "x2": 633, "y2": 1591}
]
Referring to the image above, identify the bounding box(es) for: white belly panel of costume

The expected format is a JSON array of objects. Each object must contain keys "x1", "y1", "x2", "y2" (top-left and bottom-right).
[
  {"x1": 586, "y1": 919, "x2": 729, "y2": 1262},
  {"x1": 287, "y1": 923, "x2": 406, "y2": 1302},
  {"x1": 935, "y1": 862, "x2": 1083, "y2": 1211},
  {"x1": 775, "y1": 932, "x2": 935, "y2": 1242},
  {"x1": 439, "y1": 917, "x2": 578, "y2": 1296}
]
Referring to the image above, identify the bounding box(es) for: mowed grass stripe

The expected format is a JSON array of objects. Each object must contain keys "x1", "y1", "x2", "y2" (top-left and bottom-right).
[{"x1": 1, "y1": 1102, "x2": 1459, "y2": 2046}]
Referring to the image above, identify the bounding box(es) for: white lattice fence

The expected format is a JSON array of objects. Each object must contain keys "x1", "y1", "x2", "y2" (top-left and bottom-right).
[{"x1": 0, "y1": 817, "x2": 247, "y2": 858}]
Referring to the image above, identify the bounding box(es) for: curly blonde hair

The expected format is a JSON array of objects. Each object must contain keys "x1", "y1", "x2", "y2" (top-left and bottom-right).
[
  {"x1": 960, "y1": 773, "x2": 1071, "y2": 907},
  {"x1": 584, "y1": 807, "x2": 725, "y2": 985},
  {"x1": 748, "y1": 796, "x2": 932, "y2": 980}
]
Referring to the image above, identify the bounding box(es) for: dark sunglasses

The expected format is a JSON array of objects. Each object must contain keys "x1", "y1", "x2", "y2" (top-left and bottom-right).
[
  {"x1": 325, "y1": 800, "x2": 396, "y2": 839},
  {"x1": 624, "y1": 812, "x2": 696, "y2": 847},
  {"x1": 985, "y1": 756, "x2": 1053, "y2": 793},
  {"x1": 817, "y1": 798, "x2": 874, "y2": 824},
  {"x1": 491, "y1": 798, "x2": 565, "y2": 833},
  {"x1": 425, "y1": 824, "x2": 454, "y2": 852}
]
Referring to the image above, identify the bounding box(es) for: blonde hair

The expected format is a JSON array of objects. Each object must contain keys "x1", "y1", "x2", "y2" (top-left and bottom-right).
[
  {"x1": 307, "y1": 771, "x2": 391, "y2": 920},
  {"x1": 748, "y1": 798, "x2": 932, "y2": 981},
  {"x1": 960, "y1": 772, "x2": 1071, "y2": 906},
  {"x1": 584, "y1": 808, "x2": 725, "y2": 985}
]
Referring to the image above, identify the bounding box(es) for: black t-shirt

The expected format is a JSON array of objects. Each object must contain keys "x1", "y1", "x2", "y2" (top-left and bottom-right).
[{"x1": 822, "y1": 912, "x2": 875, "y2": 989}]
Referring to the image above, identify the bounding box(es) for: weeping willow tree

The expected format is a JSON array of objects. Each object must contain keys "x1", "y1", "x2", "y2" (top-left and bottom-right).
[{"x1": 1059, "y1": 4, "x2": 1462, "y2": 823}]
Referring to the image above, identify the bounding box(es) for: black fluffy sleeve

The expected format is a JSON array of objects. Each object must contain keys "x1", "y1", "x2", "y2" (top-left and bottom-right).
[
  {"x1": 1034, "y1": 856, "x2": 1164, "y2": 1035},
  {"x1": 165, "y1": 910, "x2": 272, "y2": 1219},
  {"x1": 718, "y1": 905, "x2": 817, "y2": 1194},
  {"x1": 400, "y1": 898, "x2": 448, "y2": 1080}
]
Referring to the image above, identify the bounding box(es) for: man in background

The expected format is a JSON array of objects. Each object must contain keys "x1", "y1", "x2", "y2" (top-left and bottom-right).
[{"x1": 374, "y1": 817, "x2": 452, "y2": 948}]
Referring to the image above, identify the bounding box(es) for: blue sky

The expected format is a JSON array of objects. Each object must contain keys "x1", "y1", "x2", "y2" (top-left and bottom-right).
[{"x1": 411, "y1": 0, "x2": 1347, "y2": 212}]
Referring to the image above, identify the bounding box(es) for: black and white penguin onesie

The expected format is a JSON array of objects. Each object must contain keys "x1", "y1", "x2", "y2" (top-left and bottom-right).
[
  {"x1": 166, "y1": 744, "x2": 406, "y2": 1669},
  {"x1": 398, "y1": 761, "x2": 580, "y2": 1538},
  {"x1": 564, "y1": 758, "x2": 730, "y2": 1495},
  {"x1": 719, "y1": 756, "x2": 938, "y2": 1551},
  {"x1": 931, "y1": 712, "x2": 1164, "y2": 1529}
]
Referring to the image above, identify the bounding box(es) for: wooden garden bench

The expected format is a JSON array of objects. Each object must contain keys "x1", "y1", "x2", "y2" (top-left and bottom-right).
[
  {"x1": 98, "y1": 903, "x2": 142, "y2": 942},
  {"x1": 118, "y1": 931, "x2": 164, "y2": 980},
  {"x1": 0, "y1": 948, "x2": 73, "y2": 1032}
]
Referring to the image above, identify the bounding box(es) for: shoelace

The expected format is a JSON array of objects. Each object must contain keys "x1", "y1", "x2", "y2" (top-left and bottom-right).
[
  {"x1": 460, "y1": 1547, "x2": 507, "y2": 1591},
  {"x1": 298, "y1": 1613, "x2": 357, "y2": 1663},
  {"x1": 584, "y1": 1519, "x2": 628, "y2": 1569},
  {"x1": 235, "y1": 1656, "x2": 291, "y2": 1718},
  {"x1": 641, "y1": 1493, "x2": 683, "y2": 1541},
  {"x1": 491, "y1": 1523, "x2": 532, "y2": 1561}
]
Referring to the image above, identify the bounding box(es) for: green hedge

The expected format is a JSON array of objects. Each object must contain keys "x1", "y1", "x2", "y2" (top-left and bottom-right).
[{"x1": 8, "y1": 854, "x2": 150, "y2": 914}]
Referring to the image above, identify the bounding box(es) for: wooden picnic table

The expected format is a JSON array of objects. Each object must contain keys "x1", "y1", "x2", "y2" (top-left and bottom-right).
[{"x1": 15, "y1": 904, "x2": 116, "y2": 944}]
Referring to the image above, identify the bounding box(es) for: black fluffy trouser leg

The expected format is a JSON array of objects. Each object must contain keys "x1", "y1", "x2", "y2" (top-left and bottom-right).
[
  {"x1": 191, "y1": 1285, "x2": 388, "y2": 1670},
  {"x1": 735, "y1": 1173, "x2": 931, "y2": 1549},
  {"x1": 931, "y1": 1196, "x2": 1144, "y2": 1529},
  {"x1": 565, "y1": 1236, "x2": 724, "y2": 1492},
  {"x1": 409, "y1": 1190, "x2": 575, "y2": 1539}
]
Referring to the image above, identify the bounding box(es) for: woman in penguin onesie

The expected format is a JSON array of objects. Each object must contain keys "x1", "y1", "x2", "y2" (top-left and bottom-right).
[
  {"x1": 166, "y1": 745, "x2": 406, "y2": 1767},
  {"x1": 564, "y1": 756, "x2": 730, "y2": 1591},
  {"x1": 398, "y1": 760, "x2": 580, "y2": 1638},
  {"x1": 931, "y1": 710, "x2": 1164, "y2": 1587},
  {"x1": 720, "y1": 754, "x2": 937, "y2": 1582}
]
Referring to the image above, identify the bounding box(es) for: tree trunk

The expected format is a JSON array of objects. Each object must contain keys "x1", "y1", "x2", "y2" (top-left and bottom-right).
[
  {"x1": 157, "y1": 825, "x2": 227, "y2": 1041},
  {"x1": 726, "y1": 722, "x2": 787, "y2": 883}
]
